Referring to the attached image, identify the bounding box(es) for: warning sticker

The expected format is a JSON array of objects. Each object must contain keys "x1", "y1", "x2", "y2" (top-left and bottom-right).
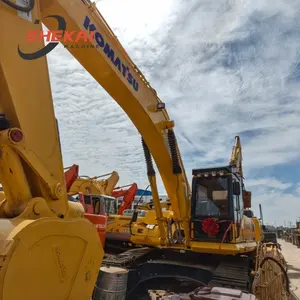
[{"x1": 16, "y1": 0, "x2": 32, "y2": 22}]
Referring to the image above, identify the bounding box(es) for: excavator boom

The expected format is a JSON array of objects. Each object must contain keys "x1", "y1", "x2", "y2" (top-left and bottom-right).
[
  {"x1": 0, "y1": 2, "x2": 103, "y2": 299},
  {"x1": 64, "y1": 164, "x2": 79, "y2": 192},
  {"x1": 229, "y1": 136, "x2": 243, "y2": 177},
  {"x1": 0, "y1": 1, "x2": 287, "y2": 299},
  {"x1": 112, "y1": 183, "x2": 138, "y2": 214},
  {"x1": 69, "y1": 171, "x2": 119, "y2": 195},
  {"x1": 229, "y1": 136, "x2": 251, "y2": 209},
  {"x1": 36, "y1": 0, "x2": 190, "y2": 238}
]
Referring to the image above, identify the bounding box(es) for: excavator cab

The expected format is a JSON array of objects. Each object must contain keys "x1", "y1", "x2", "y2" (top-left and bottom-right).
[
  {"x1": 191, "y1": 166, "x2": 244, "y2": 242},
  {"x1": 78, "y1": 194, "x2": 118, "y2": 215},
  {"x1": 76, "y1": 193, "x2": 117, "y2": 247},
  {"x1": 102, "y1": 195, "x2": 118, "y2": 215}
]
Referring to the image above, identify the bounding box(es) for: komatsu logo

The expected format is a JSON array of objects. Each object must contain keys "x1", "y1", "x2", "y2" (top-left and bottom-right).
[{"x1": 83, "y1": 16, "x2": 139, "y2": 92}]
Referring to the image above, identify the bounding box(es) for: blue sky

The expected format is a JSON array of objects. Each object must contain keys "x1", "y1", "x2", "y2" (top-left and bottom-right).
[{"x1": 47, "y1": 0, "x2": 300, "y2": 225}]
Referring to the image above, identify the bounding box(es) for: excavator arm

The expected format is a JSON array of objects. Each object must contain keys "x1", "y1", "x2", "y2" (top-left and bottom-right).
[
  {"x1": 229, "y1": 136, "x2": 243, "y2": 177},
  {"x1": 0, "y1": 2, "x2": 103, "y2": 299},
  {"x1": 64, "y1": 164, "x2": 79, "y2": 192},
  {"x1": 229, "y1": 136, "x2": 251, "y2": 208},
  {"x1": 0, "y1": 0, "x2": 191, "y2": 297},
  {"x1": 69, "y1": 171, "x2": 119, "y2": 195},
  {"x1": 112, "y1": 183, "x2": 138, "y2": 214},
  {"x1": 35, "y1": 0, "x2": 191, "y2": 245},
  {"x1": 2, "y1": 3, "x2": 285, "y2": 300}
]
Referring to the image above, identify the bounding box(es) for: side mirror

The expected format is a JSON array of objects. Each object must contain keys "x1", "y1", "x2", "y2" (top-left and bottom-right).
[
  {"x1": 131, "y1": 211, "x2": 138, "y2": 223},
  {"x1": 233, "y1": 182, "x2": 240, "y2": 195}
]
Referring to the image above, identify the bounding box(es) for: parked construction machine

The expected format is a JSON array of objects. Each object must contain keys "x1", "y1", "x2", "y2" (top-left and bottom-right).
[
  {"x1": 69, "y1": 171, "x2": 119, "y2": 196},
  {"x1": 112, "y1": 183, "x2": 138, "y2": 214},
  {"x1": 0, "y1": 1, "x2": 288, "y2": 300},
  {"x1": 63, "y1": 164, "x2": 108, "y2": 246},
  {"x1": 69, "y1": 171, "x2": 119, "y2": 212},
  {"x1": 103, "y1": 136, "x2": 289, "y2": 299},
  {"x1": 64, "y1": 164, "x2": 79, "y2": 192},
  {"x1": 258, "y1": 204, "x2": 278, "y2": 243},
  {"x1": 292, "y1": 221, "x2": 300, "y2": 247},
  {"x1": 136, "y1": 199, "x2": 171, "y2": 211},
  {"x1": 104, "y1": 136, "x2": 255, "y2": 248},
  {"x1": 66, "y1": 165, "x2": 138, "y2": 215},
  {"x1": 64, "y1": 166, "x2": 139, "y2": 246}
]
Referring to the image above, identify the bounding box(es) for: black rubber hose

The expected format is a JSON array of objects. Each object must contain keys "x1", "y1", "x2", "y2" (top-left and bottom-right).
[
  {"x1": 1, "y1": 0, "x2": 34, "y2": 12},
  {"x1": 129, "y1": 185, "x2": 150, "y2": 236},
  {"x1": 167, "y1": 129, "x2": 182, "y2": 174},
  {"x1": 141, "y1": 138, "x2": 155, "y2": 177}
]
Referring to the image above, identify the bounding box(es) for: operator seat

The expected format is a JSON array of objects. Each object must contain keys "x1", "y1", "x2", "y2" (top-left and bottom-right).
[{"x1": 212, "y1": 191, "x2": 228, "y2": 217}]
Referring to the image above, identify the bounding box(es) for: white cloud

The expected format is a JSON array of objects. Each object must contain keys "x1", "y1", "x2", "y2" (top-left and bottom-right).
[
  {"x1": 246, "y1": 178, "x2": 300, "y2": 225},
  {"x1": 44, "y1": 0, "x2": 300, "y2": 224},
  {"x1": 294, "y1": 184, "x2": 300, "y2": 196},
  {"x1": 246, "y1": 178, "x2": 292, "y2": 190},
  {"x1": 251, "y1": 189, "x2": 300, "y2": 226}
]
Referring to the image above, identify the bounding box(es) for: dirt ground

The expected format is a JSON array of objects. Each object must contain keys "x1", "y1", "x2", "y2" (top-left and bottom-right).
[{"x1": 278, "y1": 239, "x2": 300, "y2": 299}]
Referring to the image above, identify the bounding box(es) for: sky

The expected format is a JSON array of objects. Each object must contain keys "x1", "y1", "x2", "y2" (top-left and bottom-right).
[{"x1": 46, "y1": 0, "x2": 300, "y2": 226}]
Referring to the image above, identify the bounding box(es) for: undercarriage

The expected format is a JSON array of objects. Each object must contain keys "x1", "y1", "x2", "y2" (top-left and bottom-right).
[{"x1": 102, "y1": 242, "x2": 255, "y2": 299}]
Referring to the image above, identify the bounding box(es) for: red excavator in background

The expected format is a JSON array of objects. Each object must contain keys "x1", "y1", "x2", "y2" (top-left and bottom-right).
[
  {"x1": 65, "y1": 164, "x2": 138, "y2": 216},
  {"x1": 64, "y1": 164, "x2": 107, "y2": 246},
  {"x1": 64, "y1": 164, "x2": 79, "y2": 192},
  {"x1": 112, "y1": 183, "x2": 138, "y2": 215},
  {"x1": 63, "y1": 165, "x2": 138, "y2": 246}
]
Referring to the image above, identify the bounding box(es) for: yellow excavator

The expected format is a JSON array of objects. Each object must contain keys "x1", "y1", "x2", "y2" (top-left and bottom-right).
[
  {"x1": 0, "y1": 1, "x2": 288, "y2": 300},
  {"x1": 104, "y1": 135, "x2": 288, "y2": 299},
  {"x1": 105, "y1": 137, "x2": 249, "y2": 247},
  {"x1": 136, "y1": 199, "x2": 171, "y2": 211},
  {"x1": 69, "y1": 171, "x2": 120, "y2": 196},
  {"x1": 0, "y1": 1, "x2": 105, "y2": 299},
  {"x1": 126, "y1": 136, "x2": 246, "y2": 231},
  {"x1": 105, "y1": 136, "x2": 256, "y2": 247},
  {"x1": 68, "y1": 171, "x2": 120, "y2": 214}
]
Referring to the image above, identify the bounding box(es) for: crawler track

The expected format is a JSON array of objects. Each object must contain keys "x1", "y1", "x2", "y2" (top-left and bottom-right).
[
  {"x1": 102, "y1": 245, "x2": 254, "y2": 299},
  {"x1": 208, "y1": 256, "x2": 251, "y2": 292},
  {"x1": 102, "y1": 242, "x2": 289, "y2": 300}
]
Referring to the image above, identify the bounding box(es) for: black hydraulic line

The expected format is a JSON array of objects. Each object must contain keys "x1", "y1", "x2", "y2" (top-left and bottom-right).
[
  {"x1": 167, "y1": 129, "x2": 182, "y2": 174},
  {"x1": 114, "y1": 184, "x2": 133, "y2": 190},
  {"x1": 129, "y1": 184, "x2": 150, "y2": 236},
  {"x1": 1, "y1": 0, "x2": 35, "y2": 12},
  {"x1": 130, "y1": 138, "x2": 156, "y2": 236},
  {"x1": 134, "y1": 184, "x2": 151, "y2": 208},
  {"x1": 141, "y1": 138, "x2": 155, "y2": 177}
]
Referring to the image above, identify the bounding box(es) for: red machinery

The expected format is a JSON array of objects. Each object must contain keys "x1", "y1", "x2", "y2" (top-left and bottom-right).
[
  {"x1": 64, "y1": 164, "x2": 79, "y2": 192},
  {"x1": 112, "y1": 183, "x2": 138, "y2": 215},
  {"x1": 77, "y1": 194, "x2": 107, "y2": 247},
  {"x1": 64, "y1": 164, "x2": 107, "y2": 246}
]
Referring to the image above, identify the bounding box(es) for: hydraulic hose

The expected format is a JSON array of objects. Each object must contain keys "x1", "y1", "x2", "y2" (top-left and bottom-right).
[
  {"x1": 1, "y1": 0, "x2": 34, "y2": 12},
  {"x1": 129, "y1": 184, "x2": 150, "y2": 236}
]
